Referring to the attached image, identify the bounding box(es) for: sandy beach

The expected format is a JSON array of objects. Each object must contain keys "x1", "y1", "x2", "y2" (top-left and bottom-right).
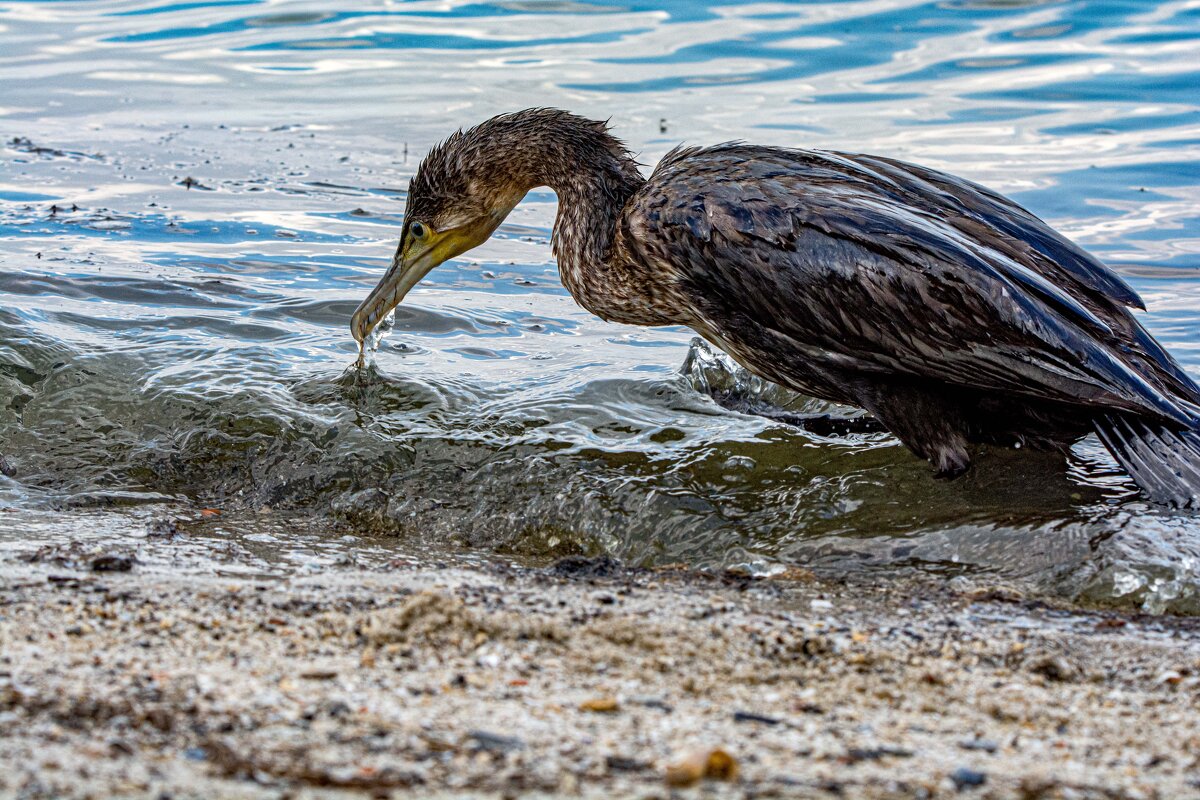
[{"x1": 3, "y1": 545, "x2": 1199, "y2": 799}]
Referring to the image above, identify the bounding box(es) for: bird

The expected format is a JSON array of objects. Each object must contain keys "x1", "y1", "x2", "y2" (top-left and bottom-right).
[{"x1": 351, "y1": 108, "x2": 1200, "y2": 507}]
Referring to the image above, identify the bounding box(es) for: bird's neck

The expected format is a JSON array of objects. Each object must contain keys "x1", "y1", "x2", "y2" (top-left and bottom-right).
[
  {"x1": 498, "y1": 121, "x2": 666, "y2": 325},
  {"x1": 547, "y1": 160, "x2": 651, "y2": 323}
]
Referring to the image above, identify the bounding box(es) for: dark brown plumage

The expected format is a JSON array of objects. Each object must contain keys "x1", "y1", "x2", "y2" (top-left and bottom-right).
[{"x1": 352, "y1": 108, "x2": 1200, "y2": 506}]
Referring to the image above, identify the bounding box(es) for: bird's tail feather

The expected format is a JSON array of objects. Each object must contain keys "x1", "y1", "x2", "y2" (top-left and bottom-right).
[{"x1": 1094, "y1": 415, "x2": 1200, "y2": 508}]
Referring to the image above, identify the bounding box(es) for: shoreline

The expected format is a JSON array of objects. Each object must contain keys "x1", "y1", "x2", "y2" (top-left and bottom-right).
[{"x1": 3, "y1": 551, "x2": 1199, "y2": 799}]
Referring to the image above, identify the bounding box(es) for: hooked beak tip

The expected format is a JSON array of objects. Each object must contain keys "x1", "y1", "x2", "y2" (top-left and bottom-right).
[
  {"x1": 350, "y1": 310, "x2": 367, "y2": 344},
  {"x1": 351, "y1": 295, "x2": 393, "y2": 345},
  {"x1": 352, "y1": 240, "x2": 437, "y2": 347}
]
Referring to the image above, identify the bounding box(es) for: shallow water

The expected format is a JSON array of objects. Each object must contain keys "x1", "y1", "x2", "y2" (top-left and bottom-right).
[{"x1": 2, "y1": 0, "x2": 1200, "y2": 612}]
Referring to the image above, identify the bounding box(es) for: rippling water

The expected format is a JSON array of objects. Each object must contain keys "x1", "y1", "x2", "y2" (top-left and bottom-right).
[{"x1": 2, "y1": 0, "x2": 1199, "y2": 611}]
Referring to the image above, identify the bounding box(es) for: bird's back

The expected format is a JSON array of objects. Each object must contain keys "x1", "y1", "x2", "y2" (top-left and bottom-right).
[{"x1": 618, "y1": 143, "x2": 1200, "y2": 418}]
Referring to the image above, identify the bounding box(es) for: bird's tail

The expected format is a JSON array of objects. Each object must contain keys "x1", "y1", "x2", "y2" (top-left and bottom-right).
[{"x1": 1093, "y1": 414, "x2": 1200, "y2": 507}]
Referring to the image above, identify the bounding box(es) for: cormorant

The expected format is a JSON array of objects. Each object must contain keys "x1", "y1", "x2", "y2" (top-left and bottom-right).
[{"x1": 351, "y1": 108, "x2": 1200, "y2": 507}]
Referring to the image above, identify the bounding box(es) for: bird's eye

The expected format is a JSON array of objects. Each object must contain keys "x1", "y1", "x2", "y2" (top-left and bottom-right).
[{"x1": 410, "y1": 221, "x2": 428, "y2": 240}]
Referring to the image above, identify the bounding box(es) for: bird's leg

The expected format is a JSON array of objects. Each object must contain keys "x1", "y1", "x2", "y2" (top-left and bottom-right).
[
  {"x1": 854, "y1": 381, "x2": 972, "y2": 478},
  {"x1": 928, "y1": 442, "x2": 972, "y2": 479}
]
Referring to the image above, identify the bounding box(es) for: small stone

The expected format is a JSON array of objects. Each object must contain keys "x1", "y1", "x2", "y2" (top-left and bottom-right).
[
  {"x1": 951, "y1": 767, "x2": 987, "y2": 790},
  {"x1": 91, "y1": 555, "x2": 133, "y2": 572},
  {"x1": 548, "y1": 555, "x2": 623, "y2": 579},
  {"x1": 842, "y1": 746, "x2": 914, "y2": 764},
  {"x1": 466, "y1": 730, "x2": 524, "y2": 753},
  {"x1": 605, "y1": 755, "x2": 650, "y2": 772},
  {"x1": 921, "y1": 671, "x2": 949, "y2": 687},
  {"x1": 580, "y1": 697, "x2": 619, "y2": 713},
  {"x1": 665, "y1": 748, "x2": 738, "y2": 787},
  {"x1": 1029, "y1": 655, "x2": 1079, "y2": 682},
  {"x1": 324, "y1": 700, "x2": 351, "y2": 718},
  {"x1": 958, "y1": 738, "x2": 999, "y2": 753},
  {"x1": 1156, "y1": 670, "x2": 1183, "y2": 686},
  {"x1": 630, "y1": 695, "x2": 673, "y2": 713},
  {"x1": 108, "y1": 738, "x2": 134, "y2": 756}
]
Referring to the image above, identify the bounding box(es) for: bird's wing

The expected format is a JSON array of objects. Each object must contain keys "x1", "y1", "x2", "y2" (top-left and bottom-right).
[
  {"x1": 835, "y1": 151, "x2": 1147, "y2": 311},
  {"x1": 620, "y1": 145, "x2": 1197, "y2": 423}
]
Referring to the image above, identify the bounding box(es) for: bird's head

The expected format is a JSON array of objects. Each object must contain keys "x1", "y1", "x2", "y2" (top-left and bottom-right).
[{"x1": 350, "y1": 125, "x2": 527, "y2": 345}]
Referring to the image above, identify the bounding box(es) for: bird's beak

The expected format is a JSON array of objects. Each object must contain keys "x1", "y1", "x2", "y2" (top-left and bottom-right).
[
  {"x1": 351, "y1": 225, "x2": 479, "y2": 345},
  {"x1": 351, "y1": 192, "x2": 525, "y2": 346}
]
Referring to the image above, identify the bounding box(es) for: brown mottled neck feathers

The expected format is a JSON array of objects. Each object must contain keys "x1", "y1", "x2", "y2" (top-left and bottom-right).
[{"x1": 426, "y1": 109, "x2": 660, "y2": 324}]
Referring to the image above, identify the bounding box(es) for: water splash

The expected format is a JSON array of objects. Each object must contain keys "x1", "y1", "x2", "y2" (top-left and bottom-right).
[
  {"x1": 680, "y1": 337, "x2": 878, "y2": 434},
  {"x1": 355, "y1": 308, "x2": 395, "y2": 370}
]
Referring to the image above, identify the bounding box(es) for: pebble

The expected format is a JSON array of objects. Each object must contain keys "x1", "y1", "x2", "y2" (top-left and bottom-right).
[
  {"x1": 951, "y1": 767, "x2": 987, "y2": 790},
  {"x1": 843, "y1": 746, "x2": 914, "y2": 764},
  {"x1": 605, "y1": 755, "x2": 650, "y2": 772},
  {"x1": 1155, "y1": 670, "x2": 1183, "y2": 686},
  {"x1": 665, "y1": 748, "x2": 738, "y2": 787},
  {"x1": 1029, "y1": 655, "x2": 1080, "y2": 682},
  {"x1": 466, "y1": 730, "x2": 524, "y2": 753},
  {"x1": 91, "y1": 555, "x2": 133, "y2": 572},
  {"x1": 958, "y1": 738, "x2": 999, "y2": 753},
  {"x1": 580, "y1": 697, "x2": 619, "y2": 713},
  {"x1": 630, "y1": 695, "x2": 673, "y2": 713}
]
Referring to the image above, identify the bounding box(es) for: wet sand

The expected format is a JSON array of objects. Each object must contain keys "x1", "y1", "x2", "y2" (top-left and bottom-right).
[{"x1": 3, "y1": 546, "x2": 1199, "y2": 799}]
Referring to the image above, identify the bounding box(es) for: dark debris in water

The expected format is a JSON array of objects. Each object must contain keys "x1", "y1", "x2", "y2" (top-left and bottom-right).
[
  {"x1": 177, "y1": 176, "x2": 214, "y2": 191},
  {"x1": 7, "y1": 135, "x2": 103, "y2": 161},
  {"x1": 60, "y1": 491, "x2": 182, "y2": 509}
]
